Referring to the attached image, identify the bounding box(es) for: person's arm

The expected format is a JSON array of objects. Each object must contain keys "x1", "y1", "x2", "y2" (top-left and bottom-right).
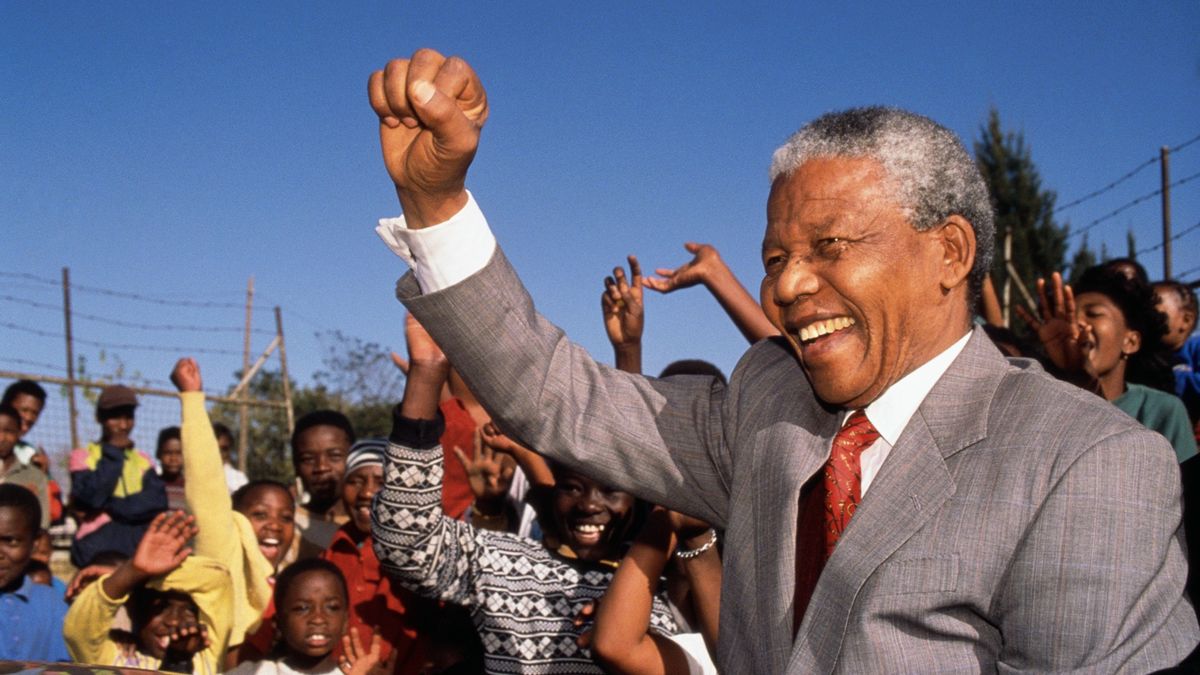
[
  {"x1": 480, "y1": 421, "x2": 555, "y2": 489},
  {"x1": 170, "y1": 357, "x2": 239, "y2": 562},
  {"x1": 589, "y1": 508, "x2": 696, "y2": 675},
  {"x1": 63, "y1": 567, "x2": 125, "y2": 664},
  {"x1": 602, "y1": 256, "x2": 644, "y2": 374},
  {"x1": 996, "y1": 427, "x2": 1197, "y2": 670},
  {"x1": 979, "y1": 274, "x2": 1005, "y2": 327},
  {"x1": 454, "y1": 429, "x2": 517, "y2": 532},
  {"x1": 669, "y1": 513, "x2": 721, "y2": 659},
  {"x1": 371, "y1": 315, "x2": 499, "y2": 607},
  {"x1": 372, "y1": 50, "x2": 732, "y2": 526},
  {"x1": 643, "y1": 242, "x2": 778, "y2": 344}
]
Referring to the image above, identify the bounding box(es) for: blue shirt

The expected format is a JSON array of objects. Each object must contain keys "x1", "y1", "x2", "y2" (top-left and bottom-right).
[{"x1": 0, "y1": 576, "x2": 70, "y2": 662}]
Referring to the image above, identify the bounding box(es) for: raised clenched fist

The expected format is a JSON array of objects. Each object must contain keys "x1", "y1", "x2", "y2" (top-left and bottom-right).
[{"x1": 368, "y1": 48, "x2": 488, "y2": 228}]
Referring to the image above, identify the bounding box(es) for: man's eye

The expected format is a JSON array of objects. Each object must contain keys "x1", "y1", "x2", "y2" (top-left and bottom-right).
[{"x1": 763, "y1": 254, "x2": 786, "y2": 270}]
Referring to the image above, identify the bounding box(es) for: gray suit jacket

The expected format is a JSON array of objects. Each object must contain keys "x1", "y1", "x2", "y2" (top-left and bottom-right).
[{"x1": 400, "y1": 248, "x2": 1199, "y2": 673}]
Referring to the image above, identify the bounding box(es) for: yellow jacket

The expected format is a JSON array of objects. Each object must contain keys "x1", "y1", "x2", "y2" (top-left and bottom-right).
[
  {"x1": 180, "y1": 391, "x2": 275, "y2": 647},
  {"x1": 63, "y1": 555, "x2": 233, "y2": 675}
]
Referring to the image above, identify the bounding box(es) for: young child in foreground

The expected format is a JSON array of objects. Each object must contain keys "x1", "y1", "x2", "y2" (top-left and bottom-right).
[
  {"x1": 0, "y1": 483, "x2": 69, "y2": 662},
  {"x1": 63, "y1": 510, "x2": 233, "y2": 673},
  {"x1": 229, "y1": 558, "x2": 381, "y2": 675},
  {"x1": 171, "y1": 357, "x2": 296, "y2": 656},
  {"x1": 372, "y1": 315, "x2": 678, "y2": 673}
]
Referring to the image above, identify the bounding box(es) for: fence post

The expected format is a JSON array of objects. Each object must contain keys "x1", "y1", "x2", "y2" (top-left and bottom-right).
[
  {"x1": 274, "y1": 306, "x2": 294, "y2": 437},
  {"x1": 61, "y1": 267, "x2": 79, "y2": 449},
  {"x1": 239, "y1": 276, "x2": 254, "y2": 473}
]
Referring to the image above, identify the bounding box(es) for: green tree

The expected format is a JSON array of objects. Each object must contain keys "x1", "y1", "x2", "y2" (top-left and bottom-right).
[{"x1": 975, "y1": 108, "x2": 1069, "y2": 314}]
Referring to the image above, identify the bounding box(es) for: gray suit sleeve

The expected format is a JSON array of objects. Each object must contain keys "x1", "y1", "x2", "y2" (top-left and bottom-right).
[
  {"x1": 399, "y1": 247, "x2": 733, "y2": 528},
  {"x1": 994, "y1": 426, "x2": 1198, "y2": 671}
]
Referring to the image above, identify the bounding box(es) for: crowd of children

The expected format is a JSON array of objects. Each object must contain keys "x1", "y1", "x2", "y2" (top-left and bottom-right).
[{"x1": 0, "y1": 238, "x2": 1197, "y2": 673}]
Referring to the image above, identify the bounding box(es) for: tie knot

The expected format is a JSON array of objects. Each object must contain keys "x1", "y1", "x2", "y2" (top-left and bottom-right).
[{"x1": 836, "y1": 409, "x2": 879, "y2": 451}]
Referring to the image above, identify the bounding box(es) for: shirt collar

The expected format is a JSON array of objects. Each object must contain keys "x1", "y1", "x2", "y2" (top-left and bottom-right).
[{"x1": 859, "y1": 331, "x2": 972, "y2": 444}]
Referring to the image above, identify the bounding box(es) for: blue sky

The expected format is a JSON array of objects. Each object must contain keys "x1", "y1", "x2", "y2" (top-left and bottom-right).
[{"x1": 3, "y1": 2, "x2": 1198, "y2": 450}]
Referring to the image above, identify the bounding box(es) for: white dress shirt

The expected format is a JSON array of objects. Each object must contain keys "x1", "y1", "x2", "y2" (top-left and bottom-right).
[{"x1": 377, "y1": 195, "x2": 972, "y2": 497}]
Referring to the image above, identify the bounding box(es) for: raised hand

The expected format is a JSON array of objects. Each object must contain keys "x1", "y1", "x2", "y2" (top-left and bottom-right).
[
  {"x1": 1015, "y1": 272, "x2": 1086, "y2": 375},
  {"x1": 170, "y1": 357, "x2": 203, "y2": 393},
  {"x1": 368, "y1": 49, "x2": 489, "y2": 229},
  {"x1": 480, "y1": 422, "x2": 555, "y2": 489},
  {"x1": 642, "y1": 242, "x2": 723, "y2": 294},
  {"x1": 164, "y1": 619, "x2": 209, "y2": 659},
  {"x1": 454, "y1": 430, "x2": 516, "y2": 503},
  {"x1": 131, "y1": 510, "x2": 198, "y2": 578},
  {"x1": 602, "y1": 255, "x2": 645, "y2": 352},
  {"x1": 340, "y1": 627, "x2": 383, "y2": 675},
  {"x1": 404, "y1": 314, "x2": 449, "y2": 375}
]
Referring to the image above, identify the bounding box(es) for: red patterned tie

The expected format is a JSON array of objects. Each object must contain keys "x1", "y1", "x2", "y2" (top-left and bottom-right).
[
  {"x1": 794, "y1": 409, "x2": 879, "y2": 632},
  {"x1": 823, "y1": 409, "x2": 880, "y2": 558}
]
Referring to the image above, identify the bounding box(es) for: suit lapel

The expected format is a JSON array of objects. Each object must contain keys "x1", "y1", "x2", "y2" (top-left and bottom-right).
[
  {"x1": 788, "y1": 328, "x2": 1007, "y2": 671},
  {"x1": 751, "y1": 403, "x2": 840, "y2": 670}
]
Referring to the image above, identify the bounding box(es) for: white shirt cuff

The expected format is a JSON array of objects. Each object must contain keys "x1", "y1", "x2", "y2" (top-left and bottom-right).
[{"x1": 375, "y1": 190, "x2": 497, "y2": 293}]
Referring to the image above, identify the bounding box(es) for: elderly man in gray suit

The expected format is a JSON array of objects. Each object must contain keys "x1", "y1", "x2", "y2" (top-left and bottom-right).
[{"x1": 366, "y1": 49, "x2": 1199, "y2": 672}]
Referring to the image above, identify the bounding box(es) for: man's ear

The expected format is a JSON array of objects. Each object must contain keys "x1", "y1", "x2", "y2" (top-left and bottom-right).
[{"x1": 935, "y1": 215, "x2": 976, "y2": 292}]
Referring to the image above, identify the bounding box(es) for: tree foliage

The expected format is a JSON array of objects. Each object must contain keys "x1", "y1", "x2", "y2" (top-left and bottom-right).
[{"x1": 975, "y1": 108, "x2": 1069, "y2": 308}]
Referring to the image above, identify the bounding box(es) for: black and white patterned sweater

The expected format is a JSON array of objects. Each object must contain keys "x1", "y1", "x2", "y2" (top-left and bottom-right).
[{"x1": 372, "y1": 413, "x2": 679, "y2": 674}]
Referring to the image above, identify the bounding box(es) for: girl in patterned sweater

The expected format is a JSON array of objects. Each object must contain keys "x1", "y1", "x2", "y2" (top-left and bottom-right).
[{"x1": 372, "y1": 315, "x2": 677, "y2": 674}]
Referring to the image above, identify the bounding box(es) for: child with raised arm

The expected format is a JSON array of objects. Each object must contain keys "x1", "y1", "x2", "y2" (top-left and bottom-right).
[
  {"x1": 171, "y1": 357, "x2": 293, "y2": 654},
  {"x1": 64, "y1": 510, "x2": 233, "y2": 673},
  {"x1": 641, "y1": 242, "x2": 778, "y2": 344},
  {"x1": 373, "y1": 315, "x2": 678, "y2": 673}
]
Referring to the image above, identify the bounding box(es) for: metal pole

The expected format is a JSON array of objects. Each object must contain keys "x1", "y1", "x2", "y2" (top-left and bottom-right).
[
  {"x1": 61, "y1": 267, "x2": 79, "y2": 449},
  {"x1": 274, "y1": 306, "x2": 294, "y2": 436},
  {"x1": 1161, "y1": 146, "x2": 1172, "y2": 278},
  {"x1": 239, "y1": 276, "x2": 254, "y2": 473}
]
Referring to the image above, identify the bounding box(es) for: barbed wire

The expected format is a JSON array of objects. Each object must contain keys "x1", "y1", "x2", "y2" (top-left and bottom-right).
[
  {"x1": 1137, "y1": 219, "x2": 1200, "y2": 256},
  {"x1": 0, "y1": 271, "x2": 271, "y2": 311},
  {"x1": 0, "y1": 294, "x2": 275, "y2": 335},
  {"x1": 1055, "y1": 132, "x2": 1200, "y2": 214},
  {"x1": 1177, "y1": 263, "x2": 1200, "y2": 281},
  {"x1": 1068, "y1": 169, "x2": 1200, "y2": 240},
  {"x1": 0, "y1": 356, "x2": 67, "y2": 373},
  {"x1": 0, "y1": 321, "x2": 244, "y2": 356}
]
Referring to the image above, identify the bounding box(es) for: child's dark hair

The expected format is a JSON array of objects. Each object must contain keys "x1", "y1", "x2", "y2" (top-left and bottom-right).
[
  {"x1": 212, "y1": 422, "x2": 234, "y2": 443},
  {"x1": 0, "y1": 484, "x2": 41, "y2": 538},
  {"x1": 272, "y1": 558, "x2": 348, "y2": 614},
  {"x1": 155, "y1": 426, "x2": 181, "y2": 456},
  {"x1": 2, "y1": 379, "x2": 47, "y2": 407},
  {"x1": 658, "y1": 359, "x2": 728, "y2": 385},
  {"x1": 0, "y1": 404, "x2": 21, "y2": 426},
  {"x1": 290, "y1": 410, "x2": 356, "y2": 456},
  {"x1": 232, "y1": 479, "x2": 294, "y2": 511},
  {"x1": 1155, "y1": 279, "x2": 1200, "y2": 332},
  {"x1": 88, "y1": 550, "x2": 131, "y2": 568}
]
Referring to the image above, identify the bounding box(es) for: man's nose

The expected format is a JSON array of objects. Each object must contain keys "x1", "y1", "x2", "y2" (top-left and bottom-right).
[
  {"x1": 773, "y1": 257, "x2": 820, "y2": 306},
  {"x1": 579, "y1": 490, "x2": 605, "y2": 513}
]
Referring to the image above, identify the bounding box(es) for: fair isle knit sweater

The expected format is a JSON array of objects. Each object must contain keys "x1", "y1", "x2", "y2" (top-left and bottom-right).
[{"x1": 372, "y1": 413, "x2": 677, "y2": 674}]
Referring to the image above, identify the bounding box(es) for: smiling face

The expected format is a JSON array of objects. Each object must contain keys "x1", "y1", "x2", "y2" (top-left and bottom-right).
[
  {"x1": 236, "y1": 484, "x2": 296, "y2": 567},
  {"x1": 135, "y1": 590, "x2": 198, "y2": 660},
  {"x1": 760, "y1": 157, "x2": 973, "y2": 409},
  {"x1": 550, "y1": 468, "x2": 636, "y2": 562},
  {"x1": 293, "y1": 426, "x2": 350, "y2": 512},
  {"x1": 1074, "y1": 290, "x2": 1139, "y2": 397},
  {"x1": 0, "y1": 505, "x2": 35, "y2": 591},
  {"x1": 279, "y1": 569, "x2": 348, "y2": 664},
  {"x1": 341, "y1": 464, "x2": 382, "y2": 536}
]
